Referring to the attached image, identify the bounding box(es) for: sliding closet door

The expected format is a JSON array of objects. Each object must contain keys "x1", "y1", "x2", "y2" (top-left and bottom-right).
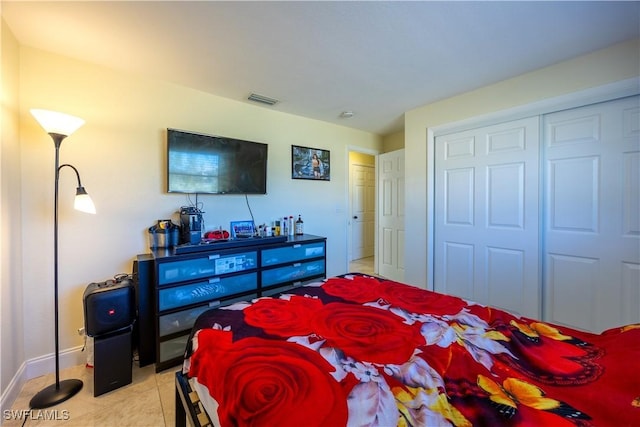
[
  {"x1": 543, "y1": 95, "x2": 640, "y2": 332},
  {"x1": 434, "y1": 117, "x2": 540, "y2": 319}
]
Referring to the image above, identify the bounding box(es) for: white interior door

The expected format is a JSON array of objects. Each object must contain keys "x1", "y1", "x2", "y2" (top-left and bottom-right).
[
  {"x1": 434, "y1": 118, "x2": 540, "y2": 318},
  {"x1": 351, "y1": 164, "x2": 375, "y2": 261},
  {"x1": 543, "y1": 95, "x2": 640, "y2": 332},
  {"x1": 378, "y1": 149, "x2": 405, "y2": 281}
]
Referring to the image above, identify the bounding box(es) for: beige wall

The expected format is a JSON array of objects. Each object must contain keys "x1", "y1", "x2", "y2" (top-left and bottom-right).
[
  {"x1": 407, "y1": 39, "x2": 640, "y2": 131},
  {"x1": 1, "y1": 17, "x2": 25, "y2": 401},
  {"x1": 382, "y1": 130, "x2": 404, "y2": 152},
  {"x1": 5, "y1": 41, "x2": 382, "y2": 390},
  {"x1": 403, "y1": 39, "x2": 640, "y2": 287}
]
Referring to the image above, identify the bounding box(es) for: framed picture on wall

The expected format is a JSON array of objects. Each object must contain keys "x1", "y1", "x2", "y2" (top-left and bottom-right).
[{"x1": 291, "y1": 145, "x2": 330, "y2": 181}]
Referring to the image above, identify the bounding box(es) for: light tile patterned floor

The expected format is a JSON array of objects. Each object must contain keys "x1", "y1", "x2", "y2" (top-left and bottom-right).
[
  {"x1": 349, "y1": 256, "x2": 378, "y2": 277},
  {"x1": 6, "y1": 362, "x2": 178, "y2": 427}
]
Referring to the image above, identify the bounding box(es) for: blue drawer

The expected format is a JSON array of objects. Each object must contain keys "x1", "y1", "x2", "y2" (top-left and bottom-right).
[
  {"x1": 261, "y1": 259, "x2": 325, "y2": 287},
  {"x1": 159, "y1": 272, "x2": 257, "y2": 311},
  {"x1": 261, "y1": 242, "x2": 325, "y2": 267},
  {"x1": 158, "y1": 251, "x2": 257, "y2": 285}
]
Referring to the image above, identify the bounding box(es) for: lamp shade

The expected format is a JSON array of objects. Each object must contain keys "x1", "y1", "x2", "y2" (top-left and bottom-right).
[
  {"x1": 31, "y1": 109, "x2": 85, "y2": 137},
  {"x1": 74, "y1": 187, "x2": 96, "y2": 214}
]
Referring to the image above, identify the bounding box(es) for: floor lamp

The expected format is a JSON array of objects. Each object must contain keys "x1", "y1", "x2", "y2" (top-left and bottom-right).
[{"x1": 29, "y1": 109, "x2": 96, "y2": 409}]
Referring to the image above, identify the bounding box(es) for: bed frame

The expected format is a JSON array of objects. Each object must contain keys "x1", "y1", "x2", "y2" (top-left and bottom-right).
[{"x1": 175, "y1": 371, "x2": 213, "y2": 427}]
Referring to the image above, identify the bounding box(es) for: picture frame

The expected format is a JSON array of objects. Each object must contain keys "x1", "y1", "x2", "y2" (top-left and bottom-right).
[
  {"x1": 230, "y1": 220, "x2": 255, "y2": 238},
  {"x1": 291, "y1": 145, "x2": 330, "y2": 181}
]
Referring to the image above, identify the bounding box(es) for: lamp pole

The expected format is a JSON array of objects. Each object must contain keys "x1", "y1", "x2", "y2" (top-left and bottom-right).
[
  {"x1": 30, "y1": 134, "x2": 85, "y2": 409},
  {"x1": 29, "y1": 110, "x2": 93, "y2": 409},
  {"x1": 53, "y1": 133, "x2": 65, "y2": 394}
]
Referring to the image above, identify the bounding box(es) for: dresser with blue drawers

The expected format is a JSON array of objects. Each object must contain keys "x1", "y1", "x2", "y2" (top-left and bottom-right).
[{"x1": 138, "y1": 234, "x2": 326, "y2": 372}]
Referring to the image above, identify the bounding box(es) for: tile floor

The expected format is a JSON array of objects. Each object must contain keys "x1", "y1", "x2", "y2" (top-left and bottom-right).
[
  {"x1": 6, "y1": 361, "x2": 179, "y2": 427},
  {"x1": 349, "y1": 256, "x2": 378, "y2": 277},
  {"x1": 6, "y1": 258, "x2": 378, "y2": 427}
]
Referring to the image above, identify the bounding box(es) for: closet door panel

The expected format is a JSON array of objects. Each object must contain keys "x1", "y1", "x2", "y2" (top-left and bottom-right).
[
  {"x1": 435, "y1": 117, "x2": 540, "y2": 318},
  {"x1": 543, "y1": 95, "x2": 640, "y2": 332},
  {"x1": 546, "y1": 254, "x2": 599, "y2": 331},
  {"x1": 548, "y1": 156, "x2": 599, "y2": 233}
]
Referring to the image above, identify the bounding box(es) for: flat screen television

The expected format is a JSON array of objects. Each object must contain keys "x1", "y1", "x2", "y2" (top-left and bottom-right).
[{"x1": 167, "y1": 129, "x2": 268, "y2": 194}]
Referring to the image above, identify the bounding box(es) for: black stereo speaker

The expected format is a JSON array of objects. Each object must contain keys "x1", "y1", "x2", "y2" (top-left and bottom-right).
[
  {"x1": 83, "y1": 278, "x2": 135, "y2": 337},
  {"x1": 94, "y1": 328, "x2": 132, "y2": 396}
]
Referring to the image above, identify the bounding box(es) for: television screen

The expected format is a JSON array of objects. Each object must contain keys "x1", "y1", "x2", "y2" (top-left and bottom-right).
[{"x1": 167, "y1": 129, "x2": 268, "y2": 194}]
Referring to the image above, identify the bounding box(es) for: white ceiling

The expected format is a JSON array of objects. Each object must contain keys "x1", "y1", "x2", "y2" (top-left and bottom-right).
[{"x1": 3, "y1": 1, "x2": 639, "y2": 135}]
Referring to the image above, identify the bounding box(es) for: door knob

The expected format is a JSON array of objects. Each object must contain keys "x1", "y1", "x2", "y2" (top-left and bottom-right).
[{"x1": 353, "y1": 216, "x2": 358, "y2": 219}]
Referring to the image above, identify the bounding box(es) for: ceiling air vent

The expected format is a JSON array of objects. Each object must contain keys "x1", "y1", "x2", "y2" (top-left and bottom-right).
[{"x1": 247, "y1": 93, "x2": 279, "y2": 106}]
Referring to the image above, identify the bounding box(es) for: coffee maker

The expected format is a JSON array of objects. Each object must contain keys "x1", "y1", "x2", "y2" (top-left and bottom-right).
[{"x1": 179, "y1": 206, "x2": 204, "y2": 245}]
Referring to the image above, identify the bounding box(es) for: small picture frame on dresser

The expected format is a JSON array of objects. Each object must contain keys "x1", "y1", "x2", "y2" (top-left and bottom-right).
[{"x1": 230, "y1": 220, "x2": 255, "y2": 238}]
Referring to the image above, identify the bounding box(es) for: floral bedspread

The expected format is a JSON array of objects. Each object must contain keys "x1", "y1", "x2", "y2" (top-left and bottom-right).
[{"x1": 185, "y1": 274, "x2": 640, "y2": 427}]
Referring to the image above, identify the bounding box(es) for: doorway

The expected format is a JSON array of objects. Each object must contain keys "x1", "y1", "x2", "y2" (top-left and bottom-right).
[{"x1": 348, "y1": 151, "x2": 376, "y2": 274}]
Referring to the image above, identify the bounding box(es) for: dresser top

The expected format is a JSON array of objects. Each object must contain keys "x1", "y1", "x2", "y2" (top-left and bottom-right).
[{"x1": 148, "y1": 234, "x2": 326, "y2": 260}]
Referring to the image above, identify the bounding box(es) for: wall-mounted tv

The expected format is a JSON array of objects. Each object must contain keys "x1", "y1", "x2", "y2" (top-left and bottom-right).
[{"x1": 167, "y1": 128, "x2": 268, "y2": 194}]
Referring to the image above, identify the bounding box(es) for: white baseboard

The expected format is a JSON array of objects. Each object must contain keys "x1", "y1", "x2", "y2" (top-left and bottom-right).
[
  {"x1": 0, "y1": 361, "x2": 27, "y2": 416},
  {"x1": 24, "y1": 345, "x2": 85, "y2": 380},
  {"x1": 0, "y1": 346, "x2": 84, "y2": 414}
]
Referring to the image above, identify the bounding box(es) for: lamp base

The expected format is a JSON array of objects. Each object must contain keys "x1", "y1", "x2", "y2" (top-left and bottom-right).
[{"x1": 29, "y1": 379, "x2": 83, "y2": 409}]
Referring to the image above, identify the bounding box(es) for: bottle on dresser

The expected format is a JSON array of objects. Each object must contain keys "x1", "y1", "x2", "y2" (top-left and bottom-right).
[
  {"x1": 295, "y1": 215, "x2": 304, "y2": 235},
  {"x1": 288, "y1": 216, "x2": 295, "y2": 236}
]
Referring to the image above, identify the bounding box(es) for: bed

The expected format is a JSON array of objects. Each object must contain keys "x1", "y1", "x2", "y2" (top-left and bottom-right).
[{"x1": 175, "y1": 273, "x2": 640, "y2": 427}]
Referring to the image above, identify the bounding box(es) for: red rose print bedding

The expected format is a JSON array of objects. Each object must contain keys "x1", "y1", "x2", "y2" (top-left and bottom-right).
[{"x1": 183, "y1": 274, "x2": 640, "y2": 427}]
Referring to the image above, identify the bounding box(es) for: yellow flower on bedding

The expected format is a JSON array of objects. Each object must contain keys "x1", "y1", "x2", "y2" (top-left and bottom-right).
[
  {"x1": 394, "y1": 386, "x2": 471, "y2": 427},
  {"x1": 477, "y1": 375, "x2": 560, "y2": 416},
  {"x1": 449, "y1": 323, "x2": 514, "y2": 371},
  {"x1": 510, "y1": 320, "x2": 539, "y2": 340},
  {"x1": 530, "y1": 322, "x2": 572, "y2": 340},
  {"x1": 510, "y1": 320, "x2": 572, "y2": 341},
  {"x1": 484, "y1": 330, "x2": 510, "y2": 341},
  {"x1": 621, "y1": 324, "x2": 640, "y2": 333}
]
